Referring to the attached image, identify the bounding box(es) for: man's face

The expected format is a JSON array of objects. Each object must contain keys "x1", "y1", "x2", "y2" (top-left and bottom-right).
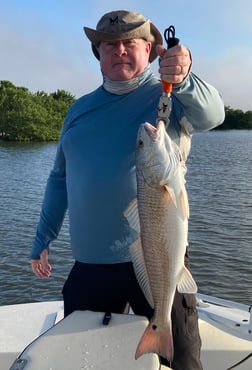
[{"x1": 97, "y1": 38, "x2": 152, "y2": 81}]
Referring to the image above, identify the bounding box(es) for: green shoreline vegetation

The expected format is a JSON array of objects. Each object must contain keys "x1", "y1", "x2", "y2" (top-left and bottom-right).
[{"x1": 0, "y1": 80, "x2": 251, "y2": 142}]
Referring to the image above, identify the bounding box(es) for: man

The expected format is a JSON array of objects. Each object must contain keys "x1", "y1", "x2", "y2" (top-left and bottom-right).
[{"x1": 30, "y1": 10, "x2": 225, "y2": 369}]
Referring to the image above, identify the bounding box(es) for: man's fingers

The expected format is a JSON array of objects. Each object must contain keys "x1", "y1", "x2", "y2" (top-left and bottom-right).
[{"x1": 31, "y1": 249, "x2": 52, "y2": 278}]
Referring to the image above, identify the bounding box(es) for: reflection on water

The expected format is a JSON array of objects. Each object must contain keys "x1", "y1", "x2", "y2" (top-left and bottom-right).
[{"x1": 0, "y1": 130, "x2": 251, "y2": 306}]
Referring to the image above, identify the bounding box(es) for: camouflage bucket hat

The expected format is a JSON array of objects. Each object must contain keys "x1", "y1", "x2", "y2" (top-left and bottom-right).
[{"x1": 83, "y1": 10, "x2": 163, "y2": 63}]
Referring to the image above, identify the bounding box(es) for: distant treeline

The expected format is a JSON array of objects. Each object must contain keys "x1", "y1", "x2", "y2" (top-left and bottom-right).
[
  {"x1": 216, "y1": 106, "x2": 252, "y2": 130},
  {"x1": 0, "y1": 80, "x2": 75, "y2": 141},
  {"x1": 0, "y1": 80, "x2": 251, "y2": 141}
]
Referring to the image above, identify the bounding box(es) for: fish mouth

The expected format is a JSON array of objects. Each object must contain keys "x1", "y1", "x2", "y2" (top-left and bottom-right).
[
  {"x1": 144, "y1": 122, "x2": 158, "y2": 141},
  {"x1": 144, "y1": 121, "x2": 165, "y2": 141}
]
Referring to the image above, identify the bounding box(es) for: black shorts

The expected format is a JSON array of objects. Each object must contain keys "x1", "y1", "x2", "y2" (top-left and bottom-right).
[
  {"x1": 62, "y1": 261, "x2": 202, "y2": 369},
  {"x1": 62, "y1": 261, "x2": 153, "y2": 318}
]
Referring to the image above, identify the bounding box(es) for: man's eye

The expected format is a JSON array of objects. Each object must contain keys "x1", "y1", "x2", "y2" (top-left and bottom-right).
[{"x1": 125, "y1": 40, "x2": 135, "y2": 46}]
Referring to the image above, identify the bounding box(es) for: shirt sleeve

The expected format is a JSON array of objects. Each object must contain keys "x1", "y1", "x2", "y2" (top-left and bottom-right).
[
  {"x1": 30, "y1": 140, "x2": 68, "y2": 260},
  {"x1": 172, "y1": 72, "x2": 225, "y2": 133}
]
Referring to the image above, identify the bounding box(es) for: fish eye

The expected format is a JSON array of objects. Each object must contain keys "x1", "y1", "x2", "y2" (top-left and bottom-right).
[{"x1": 138, "y1": 139, "x2": 144, "y2": 147}]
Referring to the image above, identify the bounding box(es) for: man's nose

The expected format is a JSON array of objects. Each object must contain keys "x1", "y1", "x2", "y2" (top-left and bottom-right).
[{"x1": 114, "y1": 41, "x2": 127, "y2": 56}]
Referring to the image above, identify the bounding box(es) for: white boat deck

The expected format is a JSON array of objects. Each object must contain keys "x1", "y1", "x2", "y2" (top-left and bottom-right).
[
  {"x1": 1, "y1": 295, "x2": 252, "y2": 370},
  {"x1": 0, "y1": 300, "x2": 63, "y2": 369}
]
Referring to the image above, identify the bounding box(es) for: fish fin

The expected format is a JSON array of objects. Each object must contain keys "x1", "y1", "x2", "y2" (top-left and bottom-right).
[
  {"x1": 177, "y1": 266, "x2": 198, "y2": 294},
  {"x1": 123, "y1": 198, "x2": 140, "y2": 233},
  {"x1": 164, "y1": 185, "x2": 177, "y2": 208},
  {"x1": 180, "y1": 188, "x2": 190, "y2": 219},
  {"x1": 135, "y1": 321, "x2": 174, "y2": 362},
  {"x1": 130, "y1": 238, "x2": 154, "y2": 308}
]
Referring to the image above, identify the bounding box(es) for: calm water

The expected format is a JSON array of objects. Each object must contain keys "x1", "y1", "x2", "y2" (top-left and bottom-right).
[{"x1": 0, "y1": 130, "x2": 252, "y2": 306}]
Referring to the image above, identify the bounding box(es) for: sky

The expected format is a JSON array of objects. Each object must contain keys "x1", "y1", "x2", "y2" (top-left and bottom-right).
[{"x1": 1, "y1": 0, "x2": 251, "y2": 111}]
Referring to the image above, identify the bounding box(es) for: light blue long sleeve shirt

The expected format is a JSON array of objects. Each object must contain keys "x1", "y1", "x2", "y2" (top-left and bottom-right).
[{"x1": 30, "y1": 67, "x2": 224, "y2": 263}]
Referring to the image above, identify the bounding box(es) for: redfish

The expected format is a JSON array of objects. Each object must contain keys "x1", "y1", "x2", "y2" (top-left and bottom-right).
[{"x1": 124, "y1": 121, "x2": 197, "y2": 362}]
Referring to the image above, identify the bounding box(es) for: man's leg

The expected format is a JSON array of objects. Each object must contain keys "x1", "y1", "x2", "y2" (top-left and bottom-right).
[
  {"x1": 161, "y1": 291, "x2": 203, "y2": 370},
  {"x1": 62, "y1": 261, "x2": 129, "y2": 317}
]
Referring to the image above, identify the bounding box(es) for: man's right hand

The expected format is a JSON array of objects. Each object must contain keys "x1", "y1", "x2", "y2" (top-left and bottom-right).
[{"x1": 31, "y1": 248, "x2": 52, "y2": 278}]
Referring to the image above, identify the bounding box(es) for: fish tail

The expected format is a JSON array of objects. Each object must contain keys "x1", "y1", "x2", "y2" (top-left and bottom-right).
[{"x1": 135, "y1": 321, "x2": 174, "y2": 362}]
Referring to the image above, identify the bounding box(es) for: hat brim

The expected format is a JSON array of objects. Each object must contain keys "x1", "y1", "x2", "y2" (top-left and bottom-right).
[{"x1": 83, "y1": 21, "x2": 162, "y2": 63}]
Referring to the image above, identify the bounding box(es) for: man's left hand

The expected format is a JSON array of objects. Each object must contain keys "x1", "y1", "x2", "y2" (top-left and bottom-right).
[{"x1": 156, "y1": 44, "x2": 192, "y2": 84}]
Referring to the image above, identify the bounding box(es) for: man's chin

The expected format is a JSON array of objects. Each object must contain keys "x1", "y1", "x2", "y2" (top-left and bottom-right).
[{"x1": 110, "y1": 67, "x2": 136, "y2": 81}]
